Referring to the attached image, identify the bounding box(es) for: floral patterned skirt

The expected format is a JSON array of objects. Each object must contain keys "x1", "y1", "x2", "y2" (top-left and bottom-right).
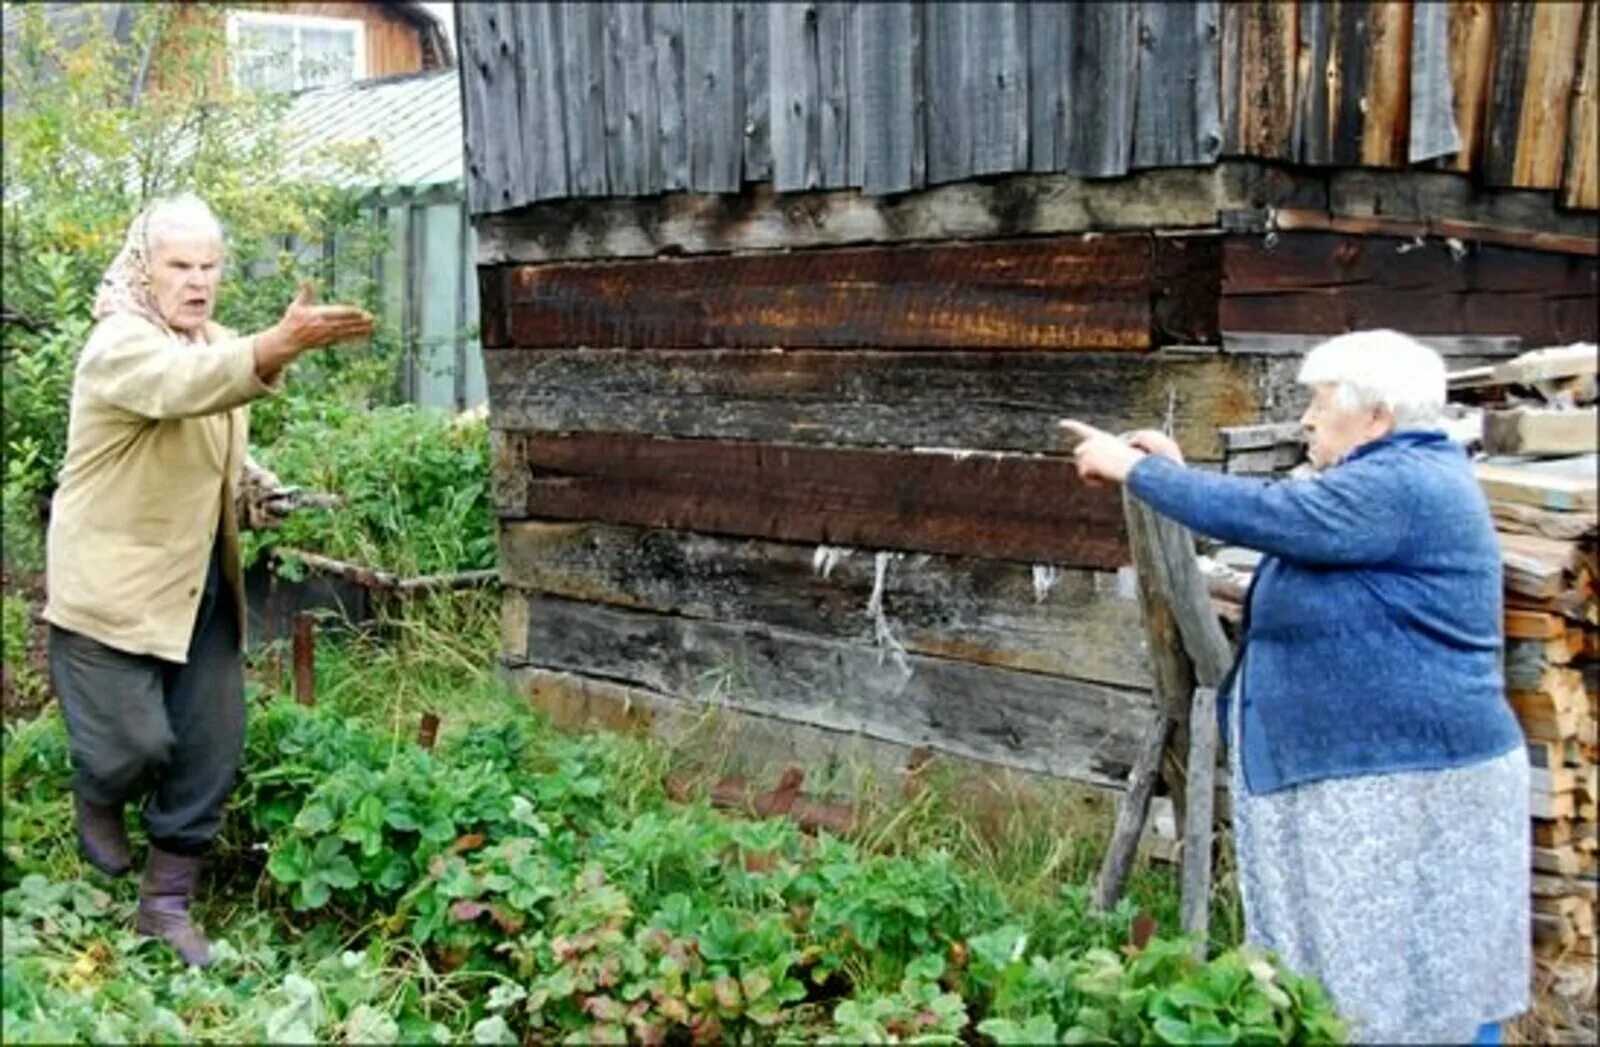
[{"x1": 1229, "y1": 694, "x2": 1530, "y2": 1045}]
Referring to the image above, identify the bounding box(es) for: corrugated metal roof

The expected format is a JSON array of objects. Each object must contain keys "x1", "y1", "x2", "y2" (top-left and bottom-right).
[{"x1": 282, "y1": 68, "x2": 463, "y2": 193}]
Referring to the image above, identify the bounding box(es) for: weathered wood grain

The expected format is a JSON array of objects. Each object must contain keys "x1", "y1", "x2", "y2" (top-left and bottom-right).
[
  {"x1": 1445, "y1": 0, "x2": 1496, "y2": 174},
  {"x1": 1268, "y1": 206, "x2": 1600, "y2": 256},
  {"x1": 1220, "y1": 1, "x2": 1297, "y2": 160},
  {"x1": 602, "y1": 2, "x2": 660, "y2": 196},
  {"x1": 1062, "y1": 3, "x2": 1138, "y2": 177},
  {"x1": 739, "y1": 2, "x2": 772, "y2": 183},
  {"x1": 1132, "y1": 1, "x2": 1222, "y2": 169},
  {"x1": 482, "y1": 349, "x2": 1274, "y2": 462},
  {"x1": 1360, "y1": 1, "x2": 1412, "y2": 168},
  {"x1": 928, "y1": 2, "x2": 1026, "y2": 179},
  {"x1": 1221, "y1": 232, "x2": 1600, "y2": 345},
  {"x1": 522, "y1": 2, "x2": 571, "y2": 200},
  {"x1": 652, "y1": 1, "x2": 688, "y2": 192},
  {"x1": 770, "y1": 2, "x2": 822, "y2": 192},
  {"x1": 494, "y1": 432, "x2": 1131, "y2": 568},
  {"x1": 1092, "y1": 713, "x2": 1171, "y2": 910},
  {"x1": 1028, "y1": 3, "x2": 1067, "y2": 173},
  {"x1": 816, "y1": 2, "x2": 853, "y2": 188},
  {"x1": 685, "y1": 2, "x2": 741, "y2": 192},
  {"x1": 456, "y1": 6, "x2": 493, "y2": 214},
  {"x1": 1292, "y1": 0, "x2": 1335, "y2": 165},
  {"x1": 854, "y1": 1, "x2": 924, "y2": 194},
  {"x1": 1566, "y1": 3, "x2": 1599, "y2": 210},
  {"x1": 560, "y1": 1, "x2": 609, "y2": 196},
  {"x1": 1487, "y1": 2, "x2": 1586, "y2": 189},
  {"x1": 511, "y1": 594, "x2": 1158, "y2": 787},
  {"x1": 497, "y1": 234, "x2": 1156, "y2": 350},
  {"x1": 1409, "y1": 0, "x2": 1460, "y2": 162},
  {"x1": 497, "y1": 521, "x2": 1152, "y2": 688},
  {"x1": 1180, "y1": 684, "x2": 1219, "y2": 955}
]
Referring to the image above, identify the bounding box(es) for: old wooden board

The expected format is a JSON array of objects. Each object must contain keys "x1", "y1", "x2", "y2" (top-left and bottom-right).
[
  {"x1": 490, "y1": 234, "x2": 1156, "y2": 350},
  {"x1": 1219, "y1": 1, "x2": 1297, "y2": 160},
  {"x1": 1445, "y1": 1, "x2": 1496, "y2": 174},
  {"x1": 493, "y1": 432, "x2": 1130, "y2": 569},
  {"x1": 510, "y1": 593, "x2": 1159, "y2": 788},
  {"x1": 482, "y1": 349, "x2": 1275, "y2": 462},
  {"x1": 1566, "y1": 4, "x2": 1599, "y2": 210},
  {"x1": 1220, "y1": 232, "x2": 1600, "y2": 345},
  {"x1": 497, "y1": 521, "x2": 1152, "y2": 689},
  {"x1": 1479, "y1": 459, "x2": 1600, "y2": 513},
  {"x1": 1131, "y1": 1, "x2": 1222, "y2": 169},
  {"x1": 1486, "y1": 1, "x2": 1586, "y2": 190},
  {"x1": 1484, "y1": 408, "x2": 1600, "y2": 456}
]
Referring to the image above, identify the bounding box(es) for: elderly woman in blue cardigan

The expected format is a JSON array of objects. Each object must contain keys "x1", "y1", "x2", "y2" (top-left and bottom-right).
[{"x1": 1063, "y1": 329, "x2": 1529, "y2": 1046}]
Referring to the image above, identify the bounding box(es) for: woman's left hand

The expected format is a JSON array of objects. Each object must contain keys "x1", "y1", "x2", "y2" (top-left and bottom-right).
[{"x1": 1059, "y1": 419, "x2": 1146, "y2": 486}]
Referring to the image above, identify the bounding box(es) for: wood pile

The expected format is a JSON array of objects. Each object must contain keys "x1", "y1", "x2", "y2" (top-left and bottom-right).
[{"x1": 1461, "y1": 344, "x2": 1599, "y2": 1004}]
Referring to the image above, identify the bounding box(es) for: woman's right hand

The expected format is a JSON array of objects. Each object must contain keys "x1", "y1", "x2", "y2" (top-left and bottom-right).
[
  {"x1": 273, "y1": 283, "x2": 374, "y2": 352},
  {"x1": 1125, "y1": 429, "x2": 1186, "y2": 465},
  {"x1": 253, "y1": 283, "x2": 375, "y2": 381}
]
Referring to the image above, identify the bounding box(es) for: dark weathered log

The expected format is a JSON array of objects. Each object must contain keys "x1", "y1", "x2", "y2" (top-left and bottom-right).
[
  {"x1": 1268, "y1": 208, "x2": 1600, "y2": 258},
  {"x1": 484, "y1": 349, "x2": 1279, "y2": 462},
  {"x1": 1092, "y1": 713, "x2": 1172, "y2": 911},
  {"x1": 498, "y1": 521, "x2": 1151, "y2": 689},
  {"x1": 511, "y1": 593, "x2": 1158, "y2": 787},
  {"x1": 489, "y1": 234, "x2": 1157, "y2": 350},
  {"x1": 1181, "y1": 685, "x2": 1219, "y2": 957},
  {"x1": 1222, "y1": 232, "x2": 1600, "y2": 346},
  {"x1": 495, "y1": 432, "x2": 1130, "y2": 569}
]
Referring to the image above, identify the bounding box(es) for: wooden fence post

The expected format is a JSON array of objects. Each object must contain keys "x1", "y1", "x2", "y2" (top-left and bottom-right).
[
  {"x1": 292, "y1": 612, "x2": 316, "y2": 708},
  {"x1": 418, "y1": 712, "x2": 440, "y2": 750}
]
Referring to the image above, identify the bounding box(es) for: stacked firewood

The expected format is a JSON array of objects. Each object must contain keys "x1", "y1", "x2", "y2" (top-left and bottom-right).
[{"x1": 1457, "y1": 345, "x2": 1599, "y2": 1009}]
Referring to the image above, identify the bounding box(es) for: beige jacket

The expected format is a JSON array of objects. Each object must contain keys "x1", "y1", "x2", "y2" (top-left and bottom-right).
[{"x1": 44, "y1": 313, "x2": 279, "y2": 663}]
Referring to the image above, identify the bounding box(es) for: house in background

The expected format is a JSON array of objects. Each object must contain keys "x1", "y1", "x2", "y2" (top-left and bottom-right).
[{"x1": 2, "y1": 2, "x2": 451, "y2": 99}]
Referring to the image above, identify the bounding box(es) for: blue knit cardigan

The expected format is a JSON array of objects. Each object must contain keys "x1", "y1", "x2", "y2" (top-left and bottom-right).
[{"x1": 1125, "y1": 430, "x2": 1524, "y2": 795}]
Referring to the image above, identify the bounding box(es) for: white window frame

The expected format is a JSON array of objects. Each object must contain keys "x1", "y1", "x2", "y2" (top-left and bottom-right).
[{"x1": 226, "y1": 9, "x2": 368, "y2": 92}]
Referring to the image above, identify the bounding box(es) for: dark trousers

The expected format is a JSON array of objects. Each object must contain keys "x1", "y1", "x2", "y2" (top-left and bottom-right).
[{"x1": 49, "y1": 540, "x2": 245, "y2": 856}]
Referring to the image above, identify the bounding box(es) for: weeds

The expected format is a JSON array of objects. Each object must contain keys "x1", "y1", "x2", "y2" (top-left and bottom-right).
[{"x1": 1, "y1": 592, "x2": 1342, "y2": 1044}]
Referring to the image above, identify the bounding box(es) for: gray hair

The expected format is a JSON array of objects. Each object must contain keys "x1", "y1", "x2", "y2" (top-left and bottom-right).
[
  {"x1": 143, "y1": 192, "x2": 225, "y2": 251},
  {"x1": 1297, "y1": 329, "x2": 1446, "y2": 430}
]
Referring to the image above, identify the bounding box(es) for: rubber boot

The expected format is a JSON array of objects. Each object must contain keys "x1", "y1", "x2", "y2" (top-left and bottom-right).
[
  {"x1": 135, "y1": 845, "x2": 212, "y2": 967},
  {"x1": 73, "y1": 794, "x2": 131, "y2": 877}
]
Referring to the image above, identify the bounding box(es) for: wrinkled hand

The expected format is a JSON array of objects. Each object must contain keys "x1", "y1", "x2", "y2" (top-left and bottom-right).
[
  {"x1": 1125, "y1": 429, "x2": 1185, "y2": 465},
  {"x1": 1059, "y1": 419, "x2": 1145, "y2": 487},
  {"x1": 275, "y1": 282, "x2": 374, "y2": 353}
]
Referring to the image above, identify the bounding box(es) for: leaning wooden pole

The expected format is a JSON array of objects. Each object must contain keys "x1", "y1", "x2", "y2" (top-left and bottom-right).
[
  {"x1": 1180, "y1": 686, "x2": 1219, "y2": 957},
  {"x1": 1092, "y1": 712, "x2": 1172, "y2": 910},
  {"x1": 1096, "y1": 489, "x2": 1234, "y2": 953}
]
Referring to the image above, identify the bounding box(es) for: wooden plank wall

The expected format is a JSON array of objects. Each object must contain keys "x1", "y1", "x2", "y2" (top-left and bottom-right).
[
  {"x1": 485, "y1": 203, "x2": 1595, "y2": 785},
  {"x1": 458, "y1": 1, "x2": 1599, "y2": 215}
]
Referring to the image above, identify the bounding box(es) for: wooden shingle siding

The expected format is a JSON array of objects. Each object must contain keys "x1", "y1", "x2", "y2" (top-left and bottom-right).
[{"x1": 459, "y1": 1, "x2": 1597, "y2": 213}]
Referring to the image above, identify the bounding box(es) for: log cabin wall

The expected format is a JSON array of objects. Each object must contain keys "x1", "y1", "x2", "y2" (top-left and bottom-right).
[{"x1": 462, "y1": 2, "x2": 1600, "y2": 791}]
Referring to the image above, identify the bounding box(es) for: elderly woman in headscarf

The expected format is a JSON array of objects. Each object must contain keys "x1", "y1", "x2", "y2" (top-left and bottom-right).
[
  {"x1": 1062, "y1": 330, "x2": 1529, "y2": 1046},
  {"x1": 44, "y1": 193, "x2": 373, "y2": 966}
]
